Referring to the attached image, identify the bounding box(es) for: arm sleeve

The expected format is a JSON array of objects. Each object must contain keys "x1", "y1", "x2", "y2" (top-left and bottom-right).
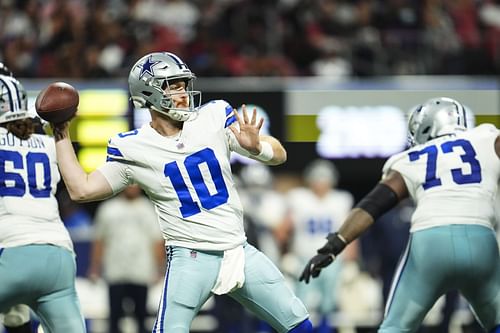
[
  {"x1": 98, "y1": 136, "x2": 135, "y2": 194},
  {"x1": 97, "y1": 162, "x2": 131, "y2": 195}
]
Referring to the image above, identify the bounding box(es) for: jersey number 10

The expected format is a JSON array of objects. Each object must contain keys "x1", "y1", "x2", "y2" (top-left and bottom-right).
[
  {"x1": 409, "y1": 139, "x2": 482, "y2": 190},
  {"x1": 164, "y1": 148, "x2": 229, "y2": 218}
]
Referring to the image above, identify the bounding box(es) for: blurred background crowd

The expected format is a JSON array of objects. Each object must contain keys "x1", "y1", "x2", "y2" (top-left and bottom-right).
[
  {"x1": 1, "y1": 0, "x2": 499, "y2": 333},
  {"x1": 1, "y1": 0, "x2": 500, "y2": 79}
]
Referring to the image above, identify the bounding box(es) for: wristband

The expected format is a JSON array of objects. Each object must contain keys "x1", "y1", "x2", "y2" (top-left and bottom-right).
[
  {"x1": 322, "y1": 232, "x2": 347, "y2": 256},
  {"x1": 254, "y1": 141, "x2": 274, "y2": 162}
]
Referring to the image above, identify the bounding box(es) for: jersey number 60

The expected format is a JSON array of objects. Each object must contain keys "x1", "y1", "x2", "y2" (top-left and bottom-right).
[{"x1": 0, "y1": 150, "x2": 52, "y2": 197}]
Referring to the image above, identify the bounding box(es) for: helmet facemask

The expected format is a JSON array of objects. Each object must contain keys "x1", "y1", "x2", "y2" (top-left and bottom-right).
[{"x1": 129, "y1": 52, "x2": 202, "y2": 122}]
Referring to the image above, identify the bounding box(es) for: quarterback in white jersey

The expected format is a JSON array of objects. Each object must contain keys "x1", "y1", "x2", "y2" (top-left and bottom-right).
[
  {"x1": 0, "y1": 74, "x2": 86, "y2": 333},
  {"x1": 300, "y1": 97, "x2": 500, "y2": 333},
  {"x1": 102, "y1": 99, "x2": 247, "y2": 251},
  {"x1": 52, "y1": 52, "x2": 313, "y2": 333}
]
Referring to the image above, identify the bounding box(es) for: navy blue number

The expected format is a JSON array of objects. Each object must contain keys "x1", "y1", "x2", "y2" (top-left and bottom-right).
[
  {"x1": 164, "y1": 148, "x2": 229, "y2": 218},
  {"x1": 409, "y1": 139, "x2": 481, "y2": 190},
  {"x1": 26, "y1": 152, "x2": 52, "y2": 198},
  {"x1": 0, "y1": 150, "x2": 25, "y2": 196},
  {"x1": 409, "y1": 145, "x2": 441, "y2": 190},
  {"x1": 441, "y1": 139, "x2": 482, "y2": 184},
  {"x1": 0, "y1": 151, "x2": 51, "y2": 197},
  {"x1": 307, "y1": 218, "x2": 333, "y2": 235}
]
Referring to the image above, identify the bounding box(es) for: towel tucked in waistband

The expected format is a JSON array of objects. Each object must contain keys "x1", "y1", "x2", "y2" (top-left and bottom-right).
[{"x1": 211, "y1": 245, "x2": 245, "y2": 295}]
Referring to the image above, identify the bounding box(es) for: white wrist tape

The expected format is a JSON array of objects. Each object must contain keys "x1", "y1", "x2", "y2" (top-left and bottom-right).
[{"x1": 254, "y1": 141, "x2": 274, "y2": 162}]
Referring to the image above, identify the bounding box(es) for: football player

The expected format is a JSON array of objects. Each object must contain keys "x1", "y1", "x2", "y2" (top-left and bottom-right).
[
  {"x1": 51, "y1": 51, "x2": 313, "y2": 333},
  {"x1": 300, "y1": 97, "x2": 500, "y2": 333},
  {"x1": 0, "y1": 62, "x2": 32, "y2": 333},
  {"x1": 0, "y1": 74, "x2": 86, "y2": 332},
  {"x1": 285, "y1": 159, "x2": 356, "y2": 332}
]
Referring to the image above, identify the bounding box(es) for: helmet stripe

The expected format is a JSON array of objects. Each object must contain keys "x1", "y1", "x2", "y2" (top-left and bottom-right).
[
  {"x1": 13, "y1": 80, "x2": 21, "y2": 109},
  {"x1": 0, "y1": 76, "x2": 15, "y2": 112},
  {"x1": 165, "y1": 52, "x2": 188, "y2": 70}
]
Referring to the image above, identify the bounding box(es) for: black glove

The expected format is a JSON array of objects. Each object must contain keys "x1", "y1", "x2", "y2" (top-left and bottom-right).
[
  {"x1": 299, "y1": 253, "x2": 335, "y2": 284},
  {"x1": 299, "y1": 232, "x2": 347, "y2": 284}
]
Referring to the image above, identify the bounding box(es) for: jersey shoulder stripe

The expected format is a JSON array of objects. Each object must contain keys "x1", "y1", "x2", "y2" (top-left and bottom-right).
[
  {"x1": 224, "y1": 104, "x2": 236, "y2": 128},
  {"x1": 106, "y1": 139, "x2": 126, "y2": 162},
  {"x1": 105, "y1": 128, "x2": 142, "y2": 162},
  {"x1": 199, "y1": 99, "x2": 235, "y2": 129}
]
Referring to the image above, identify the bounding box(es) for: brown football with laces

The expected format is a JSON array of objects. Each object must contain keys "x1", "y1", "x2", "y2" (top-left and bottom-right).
[{"x1": 35, "y1": 82, "x2": 79, "y2": 124}]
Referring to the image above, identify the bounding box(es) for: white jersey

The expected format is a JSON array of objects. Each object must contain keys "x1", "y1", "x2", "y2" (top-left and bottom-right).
[
  {"x1": 383, "y1": 124, "x2": 500, "y2": 232},
  {"x1": 99, "y1": 100, "x2": 247, "y2": 251},
  {"x1": 0, "y1": 128, "x2": 73, "y2": 251},
  {"x1": 287, "y1": 187, "x2": 353, "y2": 259}
]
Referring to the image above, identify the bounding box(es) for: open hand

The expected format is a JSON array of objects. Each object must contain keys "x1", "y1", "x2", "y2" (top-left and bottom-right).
[{"x1": 229, "y1": 104, "x2": 264, "y2": 155}]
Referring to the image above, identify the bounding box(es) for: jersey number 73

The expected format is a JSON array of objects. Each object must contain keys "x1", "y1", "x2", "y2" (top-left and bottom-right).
[{"x1": 409, "y1": 139, "x2": 482, "y2": 190}]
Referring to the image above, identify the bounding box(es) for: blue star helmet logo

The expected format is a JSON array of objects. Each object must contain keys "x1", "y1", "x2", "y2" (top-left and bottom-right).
[{"x1": 139, "y1": 56, "x2": 161, "y2": 79}]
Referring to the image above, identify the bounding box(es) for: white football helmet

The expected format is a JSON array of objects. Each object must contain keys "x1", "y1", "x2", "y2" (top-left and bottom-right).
[
  {"x1": 128, "y1": 52, "x2": 201, "y2": 122},
  {"x1": 0, "y1": 62, "x2": 13, "y2": 77},
  {"x1": 408, "y1": 97, "x2": 468, "y2": 146},
  {"x1": 303, "y1": 159, "x2": 339, "y2": 187},
  {"x1": 0, "y1": 74, "x2": 28, "y2": 124}
]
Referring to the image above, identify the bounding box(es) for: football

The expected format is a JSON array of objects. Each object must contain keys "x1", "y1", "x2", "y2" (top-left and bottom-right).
[{"x1": 35, "y1": 82, "x2": 79, "y2": 123}]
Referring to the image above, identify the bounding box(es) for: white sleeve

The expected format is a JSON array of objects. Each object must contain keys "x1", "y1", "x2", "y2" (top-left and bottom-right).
[{"x1": 97, "y1": 161, "x2": 131, "y2": 195}]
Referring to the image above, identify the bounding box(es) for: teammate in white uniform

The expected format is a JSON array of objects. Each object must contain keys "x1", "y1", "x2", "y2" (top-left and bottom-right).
[
  {"x1": 51, "y1": 51, "x2": 313, "y2": 333},
  {"x1": 0, "y1": 74, "x2": 86, "y2": 333},
  {"x1": 285, "y1": 159, "x2": 354, "y2": 331},
  {"x1": 0, "y1": 62, "x2": 32, "y2": 333},
  {"x1": 300, "y1": 97, "x2": 500, "y2": 333}
]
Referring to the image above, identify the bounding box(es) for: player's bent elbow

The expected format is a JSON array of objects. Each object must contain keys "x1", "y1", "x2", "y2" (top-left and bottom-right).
[
  {"x1": 266, "y1": 149, "x2": 287, "y2": 166},
  {"x1": 67, "y1": 188, "x2": 94, "y2": 203},
  {"x1": 66, "y1": 186, "x2": 106, "y2": 203}
]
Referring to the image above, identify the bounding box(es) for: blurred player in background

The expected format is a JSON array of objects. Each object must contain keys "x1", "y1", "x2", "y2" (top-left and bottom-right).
[
  {"x1": 300, "y1": 97, "x2": 500, "y2": 333},
  {"x1": 283, "y1": 159, "x2": 356, "y2": 332},
  {"x1": 238, "y1": 163, "x2": 288, "y2": 264},
  {"x1": 88, "y1": 184, "x2": 164, "y2": 333},
  {"x1": 51, "y1": 51, "x2": 313, "y2": 333},
  {"x1": 0, "y1": 73, "x2": 86, "y2": 332}
]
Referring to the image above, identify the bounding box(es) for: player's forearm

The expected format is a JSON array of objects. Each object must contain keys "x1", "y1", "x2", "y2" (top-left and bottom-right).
[
  {"x1": 258, "y1": 135, "x2": 287, "y2": 166},
  {"x1": 54, "y1": 135, "x2": 93, "y2": 201},
  {"x1": 54, "y1": 130, "x2": 113, "y2": 202},
  {"x1": 337, "y1": 208, "x2": 374, "y2": 244}
]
